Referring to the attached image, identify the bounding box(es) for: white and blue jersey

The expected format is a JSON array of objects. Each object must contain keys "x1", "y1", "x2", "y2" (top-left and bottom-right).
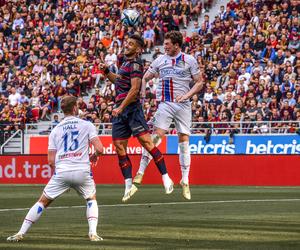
[
  {"x1": 48, "y1": 116, "x2": 98, "y2": 173},
  {"x1": 148, "y1": 52, "x2": 200, "y2": 102}
]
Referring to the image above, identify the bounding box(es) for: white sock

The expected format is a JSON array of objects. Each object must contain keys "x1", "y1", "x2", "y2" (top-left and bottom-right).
[
  {"x1": 179, "y1": 141, "x2": 191, "y2": 184},
  {"x1": 138, "y1": 151, "x2": 152, "y2": 175},
  {"x1": 86, "y1": 200, "x2": 98, "y2": 235},
  {"x1": 181, "y1": 166, "x2": 190, "y2": 184},
  {"x1": 138, "y1": 134, "x2": 162, "y2": 175},
  {"x1": 18, "y1": 202, "x2": 45, "y2": 235},
  {"x1": 125, "y1": 178, "x2": 132, "y2": 193},
  {"x1": 162, "y1": 173, "x2": 171, "y2": 187}
]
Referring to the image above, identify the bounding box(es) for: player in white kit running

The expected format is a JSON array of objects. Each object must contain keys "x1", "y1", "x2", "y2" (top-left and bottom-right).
[
  {"x1": 133, "y1": 31, "x2": 203, "y2": 200},
  {"x1": 7, "y1": 96, "x2": 104, "y2": 242}
]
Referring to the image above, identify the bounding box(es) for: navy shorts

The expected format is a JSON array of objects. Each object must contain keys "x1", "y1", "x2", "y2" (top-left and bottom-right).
[{"x1": 112, "y1": 102, "x2": 149, "y2": 140}]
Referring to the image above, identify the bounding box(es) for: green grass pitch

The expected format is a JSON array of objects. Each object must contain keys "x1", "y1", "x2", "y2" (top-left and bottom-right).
[{"x1": 0, "y1": 185, "x2": 300, "y2": 250}]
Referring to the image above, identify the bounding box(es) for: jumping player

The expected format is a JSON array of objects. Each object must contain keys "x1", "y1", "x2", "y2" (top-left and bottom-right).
[
  {"x1": 7, "y1": 96, "x2": 104, "y2": 242},
  {"x1": 100, "y1": 34, "x2": 174, "y2": 202},
  {"x1": 134, "y1": 31, "x2": 203, "y2": 200}
]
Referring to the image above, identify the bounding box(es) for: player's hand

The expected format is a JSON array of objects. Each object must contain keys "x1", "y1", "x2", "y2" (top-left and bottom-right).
[
  {"x1": 112, "y1": 107, "x2": 123, "y2": 117},
  {"x1": 176, "y1": 95, "x2": 188, "y2": 103},
  {"x1": 90, "y1": 153, "x2": 98, "y2": 163}
]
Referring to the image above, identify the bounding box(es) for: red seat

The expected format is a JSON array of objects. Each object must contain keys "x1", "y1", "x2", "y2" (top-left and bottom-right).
[{"x1": 31, "y1": 107, "x2": 40, "y2": 121}]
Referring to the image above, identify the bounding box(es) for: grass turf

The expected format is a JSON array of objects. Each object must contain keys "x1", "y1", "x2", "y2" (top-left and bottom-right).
[{"x1": 0, "y1": 185, "x2": 300, "y2": 250}]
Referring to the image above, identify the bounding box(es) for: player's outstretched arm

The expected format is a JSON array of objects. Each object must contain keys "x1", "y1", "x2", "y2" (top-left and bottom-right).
[
  {"x1": 112, "y1": 77, "x2": 141, "y2": 117},
  {"x1": 99, "y1": 63, "x2": 120, "y2": 83},
  {"x1": 176, "y1": 73, "x2": 204, "y2": 103}
]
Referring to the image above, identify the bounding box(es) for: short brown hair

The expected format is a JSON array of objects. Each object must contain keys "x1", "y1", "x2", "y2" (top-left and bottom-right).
[
  {"x1": 129, "y1": 34, "x2": 145, "y2": 48},
  {"x1": 165, "y1": 31, "x2": 183, "y2": 47},
  {"x1": 61, "y1": 96, "x2": 77, "y2": 115}
]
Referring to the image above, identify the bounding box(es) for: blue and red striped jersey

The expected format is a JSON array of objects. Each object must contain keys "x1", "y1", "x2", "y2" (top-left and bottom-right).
[{"x1": 115, "y1": 57, "x2": 144, "y2": 104}]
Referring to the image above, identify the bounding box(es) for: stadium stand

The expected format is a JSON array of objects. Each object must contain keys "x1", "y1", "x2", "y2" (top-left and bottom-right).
[{"x1": 0, "y1": 0, "x2": 299, "y2": 140}]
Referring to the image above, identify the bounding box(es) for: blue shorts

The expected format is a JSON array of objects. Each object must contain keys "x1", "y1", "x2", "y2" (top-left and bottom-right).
[{"x1": 112, "y1": 102, "x2": 149, "y2": 140}]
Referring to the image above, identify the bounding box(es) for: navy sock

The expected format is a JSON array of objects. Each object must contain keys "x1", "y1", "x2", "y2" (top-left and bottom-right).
[
  {"x1": 118, "y1": 154, "x2": 132, "y2": 179},
  {"x1": 149, "y1": 147, "x2": 167, "y2": 175}
]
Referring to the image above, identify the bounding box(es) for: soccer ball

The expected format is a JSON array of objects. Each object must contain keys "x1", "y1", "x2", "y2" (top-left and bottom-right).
[{"x1": 121, "y1": 9, "x2": 140, "y2": 27}]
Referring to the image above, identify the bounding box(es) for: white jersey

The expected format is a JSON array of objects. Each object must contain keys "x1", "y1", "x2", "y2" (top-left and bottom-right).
[
  {"x1": 48, "y1": 116, "x2": 98, "y2": 173},
  {"x1": 148, "y1": 52, "x2": 200, "y2": 102}
]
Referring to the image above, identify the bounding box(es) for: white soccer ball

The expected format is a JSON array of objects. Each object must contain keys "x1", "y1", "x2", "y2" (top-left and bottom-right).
[{"x1": 121, "y1": 9, "x2": 140, "y2": 27}]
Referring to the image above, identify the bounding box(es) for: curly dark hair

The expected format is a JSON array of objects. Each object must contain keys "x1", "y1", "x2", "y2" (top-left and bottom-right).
[{"x1": 164, "y1": 31, "x2": 183, "y2": 47}]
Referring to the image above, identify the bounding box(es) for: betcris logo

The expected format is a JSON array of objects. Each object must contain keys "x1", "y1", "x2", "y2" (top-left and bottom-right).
[
  {"x1": 241, "y1": 135, "x2": 300, "y2": 154},
  {"x1": 167, "y1": 135, "x2": 235, "y2": 154},
  {"x1": 166, "y1": 135, "x2": 300, "y2": 154}
]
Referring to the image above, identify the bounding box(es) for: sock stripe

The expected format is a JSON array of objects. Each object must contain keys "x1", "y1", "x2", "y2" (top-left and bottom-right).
[
  {"x1": 88, "y1": 216, "x2": 98, "y2": 220},
  {"x1": 118, "y1": 155, "x2": 127, "y2": 160},
  {"x1": 154, "y1": 155, "x2": 164, "y2": 163},
  {"x1": 150, "y1": 147, "x2": 159, "y2": 155},
  {"x1": 118, "y1": 154, "x2": 132, "y2": 179},
  {"x1": 150, "y1": 147, "x2": 163, "y2": 163},
  {"x1": 24, "y1": 218, "x2": 34, "y2": 224},
  {"x1": 120, "y1": 163, "x2": 130, "y2": 168},
  {"x1": 149, "y1": 147, "x2": 167, "y2": 175}
]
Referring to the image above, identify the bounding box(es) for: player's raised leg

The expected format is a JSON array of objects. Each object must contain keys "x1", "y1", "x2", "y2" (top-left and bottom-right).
[
  {"x1": 137, "y1": 132, "x2": 173, "y2": 194},
  {"x1": 114, "y1": 139, "x2": 138, "y2": 202},
  {"x1": 134, "y1": 132, "x2": 164, "y2": 184},
  {"x1": 135, "y1": 103, "x2": 173, "y2": 184},
  {"x1": 7, "y1": 195, "x2": 52, "y2": 242},
  {"x1": 178, "y1": 133, "x2": 191, "y2": 200}
]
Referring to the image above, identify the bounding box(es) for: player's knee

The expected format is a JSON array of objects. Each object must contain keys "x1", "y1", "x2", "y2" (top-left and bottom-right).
[
  {"x1": 155, "y1": 129, "x2": 165, "y2": 138},
  {"x1": 86, "y1": 194, "x2": 97, "y2": 201},
  {"x1": 115, "y1": 147, "x2": 126, "y2": 155},
  {"x1": 140, "y1": 139, "x2": 153, "y2": 152},
  {"x1": 179, "y1": 141, "x2": 191, "y2": 166},
  {"x1": 114, "y1": 142, "x2": 125, "y2": 155},
  {"x1": 38, "y1": 195, "x2": 52, "y2": 208},
  {"x1": 151, "y1": 134, "x2": 162, "y2": 146}
]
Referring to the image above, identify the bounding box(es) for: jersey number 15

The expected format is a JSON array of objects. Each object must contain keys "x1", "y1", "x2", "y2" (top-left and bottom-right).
[{"x1": 62, "y1": 131, "x2": 79, "y2": 152}]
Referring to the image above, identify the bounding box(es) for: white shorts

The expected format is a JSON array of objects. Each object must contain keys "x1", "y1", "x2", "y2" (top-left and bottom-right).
[
  {"x1": 152, "y1": 101, "x2": 191, "y2": 135},
  {"x1": 43, "y1": 170, "x2": 96, "y2": 200}
]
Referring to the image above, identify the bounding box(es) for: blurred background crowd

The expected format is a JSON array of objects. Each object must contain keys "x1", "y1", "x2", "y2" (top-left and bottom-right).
[{"x1": 0, "y1": 0, "x2": 299, "y2": 136}]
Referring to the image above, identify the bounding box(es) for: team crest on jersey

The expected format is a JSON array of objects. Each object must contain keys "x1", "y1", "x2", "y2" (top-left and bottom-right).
[{"x1": 133, "y1": 63, "x2": 141, "y2": 71}]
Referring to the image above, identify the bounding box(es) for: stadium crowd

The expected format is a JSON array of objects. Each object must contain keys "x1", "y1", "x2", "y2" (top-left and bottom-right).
[{"x1": 0, "y1": 0, "x2": 299, "y2": 137}]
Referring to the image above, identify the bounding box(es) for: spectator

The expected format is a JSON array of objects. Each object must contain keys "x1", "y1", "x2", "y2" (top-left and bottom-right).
[
  {"x1": 0, "y1": 0, "x2": 299, "y2": 135},
  {"x1": 8, "y1": 87, "x2": 20, "y2": 107},
  {"x1": 143, "y1": 25, "x2": 155, "y2": 53},
  {"x1": 104, "y1": 48, "x2": 118, "y2": 73}
]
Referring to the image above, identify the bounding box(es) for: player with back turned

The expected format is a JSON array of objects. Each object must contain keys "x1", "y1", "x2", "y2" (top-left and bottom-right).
[
  {"x1": 99, "y1": 34, "x2": 174, "y2": 202},
  {"x1": 7, "y1": 96, "x2": 104, "y2": 242},
  {"x1": 134, "y1": 31, "x2": 204, "y2": 200}
]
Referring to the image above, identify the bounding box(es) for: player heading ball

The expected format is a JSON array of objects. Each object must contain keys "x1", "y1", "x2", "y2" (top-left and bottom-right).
[
  {"x1": 99, "y1": 34, "x2": 174, "y2": 202},
  {"x1": 134, "y1": 31, "x2": 204, "y2": 200}
]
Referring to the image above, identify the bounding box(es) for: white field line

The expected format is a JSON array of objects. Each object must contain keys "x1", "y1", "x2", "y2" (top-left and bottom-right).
[{"x1": 0, "y1": 199, "x2": 300, "y2": 212}]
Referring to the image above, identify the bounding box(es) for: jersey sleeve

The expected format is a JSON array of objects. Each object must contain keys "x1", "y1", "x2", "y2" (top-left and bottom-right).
[
  {"x1": 130, "y1": 62, "x2": 143, "y2": 79},
  {"x1": 88, "y1": 122, "x2": 98, "y2": 141},
  {"x1": 189, "y1": 56, "x2": 200, "y2": 76},
  {"x1": 148, "y1": 56, "x2": 161, "y2": 74},
  {"x1": 48, "y1": 130, "x2": 57, "y2": 151}
]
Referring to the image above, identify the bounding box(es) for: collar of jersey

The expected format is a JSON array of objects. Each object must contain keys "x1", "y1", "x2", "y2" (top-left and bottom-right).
[
  {"x1": 168, "y1": 52, "x2": 182, "y2": 60},
  {"x1": 64, "y1": 115, "x2": 76, "y2": 120}
]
